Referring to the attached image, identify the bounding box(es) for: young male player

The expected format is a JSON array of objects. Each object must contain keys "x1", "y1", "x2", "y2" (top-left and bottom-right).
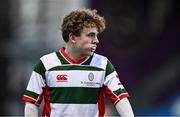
[{"x1": 22, "y1": 8, "x2": 134, "y2": 117}]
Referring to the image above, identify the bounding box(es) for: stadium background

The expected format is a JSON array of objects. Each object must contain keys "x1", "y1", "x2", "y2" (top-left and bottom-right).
[{"x1": 0, "y1": 0, "x2": 179, "y2": 116}]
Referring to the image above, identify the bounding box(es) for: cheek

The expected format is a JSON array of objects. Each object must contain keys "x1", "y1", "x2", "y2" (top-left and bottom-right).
[{"x1": 79, "y1": 40, "x2": 91, "y2": 48}]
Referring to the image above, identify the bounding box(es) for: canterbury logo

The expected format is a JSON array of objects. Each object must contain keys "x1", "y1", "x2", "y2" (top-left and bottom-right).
[{"x1": 56, "y1": 74, "x2": 68, "y2": 82}]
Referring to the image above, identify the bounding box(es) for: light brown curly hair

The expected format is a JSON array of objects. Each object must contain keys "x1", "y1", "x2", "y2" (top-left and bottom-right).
[{"x1": 60, "y1": 8, "x2": 106, "y2": 42}]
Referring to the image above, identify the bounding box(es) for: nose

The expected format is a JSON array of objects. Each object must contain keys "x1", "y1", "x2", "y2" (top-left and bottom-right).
[{"x1": 92, "y1": 36, "x2": 99, "y2": 44}]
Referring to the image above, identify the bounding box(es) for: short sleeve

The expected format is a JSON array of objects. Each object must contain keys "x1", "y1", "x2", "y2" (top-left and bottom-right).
[
  {"x1": 103, "y1": 60, "x2": 129, "y2": 106},
  {"x1": 22, "y1": 60, "x2": 46, "y2": 106}
]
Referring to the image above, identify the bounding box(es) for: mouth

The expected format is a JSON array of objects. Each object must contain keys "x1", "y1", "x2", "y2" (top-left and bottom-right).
[
  {"x1": 91, "y1": 46, "x2": 96, "y2": 52},
  {"x1": 92, "y1": 46, "x2": 96, "y2": 50}
]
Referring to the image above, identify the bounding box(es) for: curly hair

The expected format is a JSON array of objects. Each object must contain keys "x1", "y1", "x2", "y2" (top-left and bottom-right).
[{"x1": 60, "y1": 8, "x2": 106, "y2": 42}]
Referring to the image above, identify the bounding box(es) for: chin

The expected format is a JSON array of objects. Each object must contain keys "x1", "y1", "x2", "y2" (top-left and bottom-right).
[{"x1": 85, "y1": 52, "x2": 94, "y2": 56}]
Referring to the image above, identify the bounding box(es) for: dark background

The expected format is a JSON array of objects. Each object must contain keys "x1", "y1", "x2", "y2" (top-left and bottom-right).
[{"x1": 91, "y1": 0, "x2": 180, "y2": 116}]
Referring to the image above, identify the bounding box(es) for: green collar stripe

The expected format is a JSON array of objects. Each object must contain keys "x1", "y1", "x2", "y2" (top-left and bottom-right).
[
  {"x1": 56, "y1": 52, "x2": 69, "y2": 64},
  {"x1": 49, "y1": 65, "x2": 104, "y2": 71},
  {"x1": 50, "y1": 87, "x2": 101, "y2": 104},
  {"x1": 82, "y1": 55, "x2": 93, "y2": 65},
  {"x1": 56, "y1": 51, "x2": 93, "y2": 65}
]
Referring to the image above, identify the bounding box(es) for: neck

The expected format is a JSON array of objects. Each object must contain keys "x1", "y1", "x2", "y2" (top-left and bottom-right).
[{"x1": 64, "y1": 45, "x2": 83, "y2": 62}]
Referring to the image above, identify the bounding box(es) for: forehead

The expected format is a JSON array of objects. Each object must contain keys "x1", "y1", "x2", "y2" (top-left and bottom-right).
[{"x1": 81, "y1": 28, "x2": 98, "y2": 34}]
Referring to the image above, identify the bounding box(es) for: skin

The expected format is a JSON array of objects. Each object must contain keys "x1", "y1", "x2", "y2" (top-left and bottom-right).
[{"x1": 65, "y1": 27, "x2": 99, "y2": 62}]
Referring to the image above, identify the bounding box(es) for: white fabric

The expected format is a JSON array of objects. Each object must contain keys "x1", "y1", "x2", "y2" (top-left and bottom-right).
[
  {"x1": 25, "y1": 102, "x2": 38, "y2": 117},
  {"x1": 27, "y1": 71, "x2": 45, "y2": 94},
  {"x1": 45, "y1": 70, "x2": 104, "y2": 88},
  {"x1": 90, "y1": 53, "x2": 107, "y2": 69},
  {"x1": 104, "y1": 71, "x2": 125, "y2": 90},
  {"x1": 40, "y1": 52, "x2": 62, "y2": 70},
  {"x1": 115, "y1": 98, "x2": 134, "y2": 117},
  {"x1": 50, "y1": 103, "x2": 98, "y2": 117}
]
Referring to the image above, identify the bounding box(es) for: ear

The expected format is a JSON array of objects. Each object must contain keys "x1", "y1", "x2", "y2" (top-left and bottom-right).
[{"x1": 68, "y1": 33, "x2": 76, "y2": 44}]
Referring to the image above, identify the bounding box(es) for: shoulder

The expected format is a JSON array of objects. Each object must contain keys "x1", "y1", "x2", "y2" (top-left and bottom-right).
[
  {"x1": 93, "y1": 53, "x2": 108, "y2": 61},
  {"x1": 40, "y1": 52, "x2": 56, "y2": 62},
  {"x1": 90, "y1": 53, "x2": 109, "y2": 69},
  {"x1": 40, "y1": 52, "x2": 57, "y2": 61},
  {"x1": 39, "y1": 51, "x2": 61, "y2": 70}
]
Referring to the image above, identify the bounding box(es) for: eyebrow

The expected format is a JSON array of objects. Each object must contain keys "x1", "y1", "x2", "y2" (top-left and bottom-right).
[
  {"x1": 87, "y1": 32, "x2": 95, "y2": 35},
  {"x1": 86, "y1": 32, "x2": 98, "y2": 36}
]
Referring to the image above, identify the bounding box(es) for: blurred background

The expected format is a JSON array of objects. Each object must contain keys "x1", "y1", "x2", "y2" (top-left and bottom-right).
[{"x1": 0, "y1": 0, "x2": 180, "y2": 116}]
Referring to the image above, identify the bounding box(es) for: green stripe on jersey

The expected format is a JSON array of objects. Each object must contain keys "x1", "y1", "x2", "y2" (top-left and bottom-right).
[
  {"x1": 105, "y1": 60, "x2": 115, "y2": 77},
  {"x1": 49, "y1": 65, "x2": 104, "y2": 71},
  {"x1": 56, "y1": 52, "x2": 70, "y2": 64},
  {"x1": 82, "y1": 55, "x2": 93, "y2": 65},
  {"x1": 56, "y1": 52, "x2": 94, "y2": 65},
  {"x1": 113, "y1": 88, "x2": 128, "y2": 96},
  {"x1": 50, "y1": 87, "x2": 101, "y2": 104},
  {"x1": 24, "y1": 90, "x2": 39, "y2": 100},
  {"x1": 34, "y1": 60, "x2": 46, "y2": 79}
]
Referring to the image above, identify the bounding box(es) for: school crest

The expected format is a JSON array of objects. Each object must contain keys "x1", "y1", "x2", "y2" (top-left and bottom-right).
[{"x1": 88, "y1": 72, "x2": 94, "y2": 81}]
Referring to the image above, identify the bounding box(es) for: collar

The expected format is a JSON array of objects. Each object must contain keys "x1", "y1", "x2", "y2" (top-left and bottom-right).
[{"x1": 59, "y1": 47, "x2": 89, "y2": 64}]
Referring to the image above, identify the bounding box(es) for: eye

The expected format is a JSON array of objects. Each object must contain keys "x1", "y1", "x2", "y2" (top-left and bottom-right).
[{"x1": 86, "y1": 33, "x2": 96, "y2": 38}]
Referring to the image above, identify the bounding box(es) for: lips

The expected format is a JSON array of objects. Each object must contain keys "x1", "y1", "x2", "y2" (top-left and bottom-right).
[
  {"x1": 91, "y1": 46, "x2": 96, "y2": 52},
  {"x1": 91, "y1": 46, "x2": 96, "y2": 50}
]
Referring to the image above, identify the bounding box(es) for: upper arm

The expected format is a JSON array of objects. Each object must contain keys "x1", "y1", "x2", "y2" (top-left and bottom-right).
[
  {"x1": 104, "y1": 60, "x2": 129, "y2": 105},
  {"x1": 25, "y1": 102, "x2": 38, "y2": 116},
  {"x1": 22, "y1": 60, "x2": 46, "y2": 106},
  {"x1": 115, "y1": 98, "x2": 134, "y2": 117}
]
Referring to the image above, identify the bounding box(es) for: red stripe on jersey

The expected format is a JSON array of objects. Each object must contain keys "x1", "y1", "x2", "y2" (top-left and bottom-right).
[
  {"x1": 104, "y1": 86, "x2": 129, "y2": 105},
  {"x1": 114, "y1": 93, "x2": 129, "y2": 106},
  {"x1": 104, "y1": 86, "x2": 118, "y2": 104},
  {"x1": 60, "y1": 48, "x2": 89, "y2": 64},
  {"x1": 98, "y1": 88, "x2": 105, "y2": 117},
  {"x1": 35, "y1": 87, "x2": 46, "y2": 106},
  {"x1": 42, "y1": 87, "x2": 51, "y2": 116},
  {"x1": 22, "y1": 88, "x2": 47, "y2": 106},
  {"x1": 119, "y1": 93, "x2": 129, "y2": 100},
  {"x1": 22, "y1": 95, "x2": 37, "y2": 105}
]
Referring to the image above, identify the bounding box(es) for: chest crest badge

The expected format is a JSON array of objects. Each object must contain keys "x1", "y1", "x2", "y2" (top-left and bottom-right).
[{"x1": 88, "y1": 72, "x2": 94, "y2": 81}]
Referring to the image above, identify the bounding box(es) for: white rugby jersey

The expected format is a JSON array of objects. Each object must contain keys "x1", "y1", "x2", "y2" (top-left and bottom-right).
[{"x1": 22, "y1": 48, "x2": 129, "y2": 117}]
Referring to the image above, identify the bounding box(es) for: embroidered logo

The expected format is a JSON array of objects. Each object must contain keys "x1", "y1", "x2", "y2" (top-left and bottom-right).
[
  {"x1": 81, "y1": 72, "x2": 100, "y2": 87},
  {"x1": 56, "y1": 74, "x2": 68, "y2": 82},
  {"x1": 88, "y1": 72, "x2": 94, "y2": 81}
]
